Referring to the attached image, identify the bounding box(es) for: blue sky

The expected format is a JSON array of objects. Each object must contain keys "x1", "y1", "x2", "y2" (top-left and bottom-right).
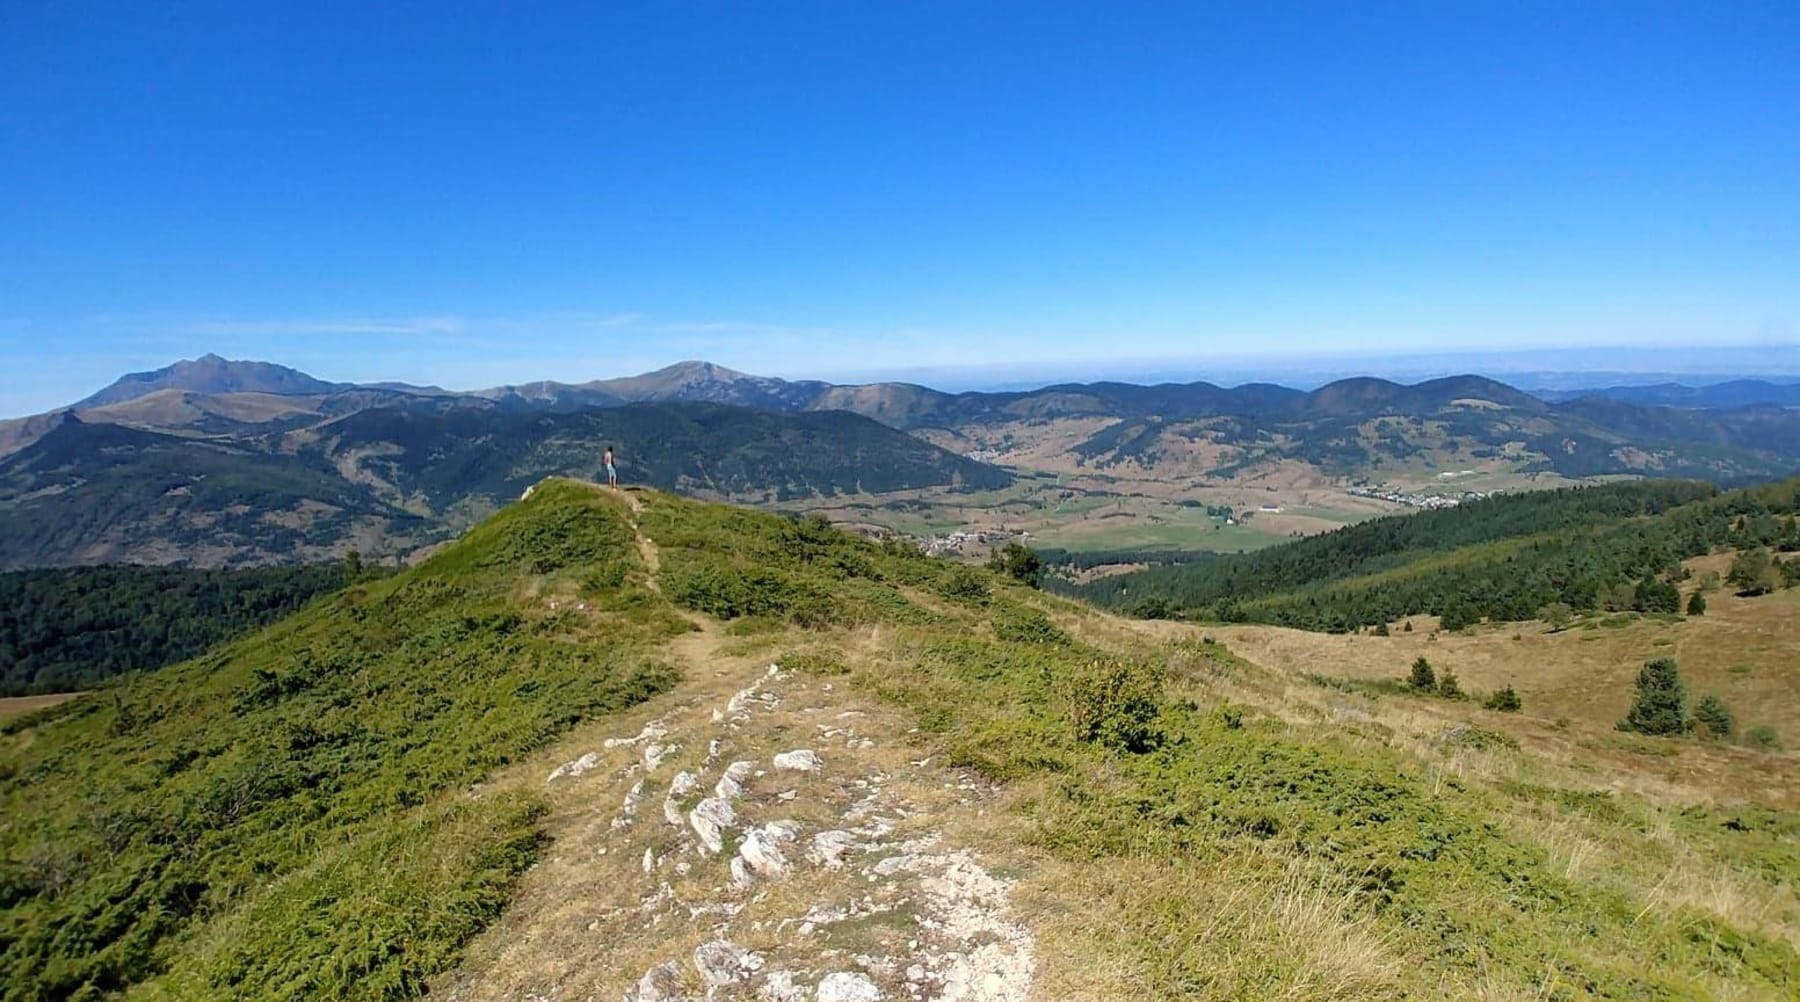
[{"x1": 2, "y1": 1, "x2": 1796, "y2": 415}]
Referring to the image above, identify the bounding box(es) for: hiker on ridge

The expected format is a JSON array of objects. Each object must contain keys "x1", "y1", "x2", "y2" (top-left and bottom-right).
[{"x1": 604, "y1": 445, "x2": 618, "y2": 488}]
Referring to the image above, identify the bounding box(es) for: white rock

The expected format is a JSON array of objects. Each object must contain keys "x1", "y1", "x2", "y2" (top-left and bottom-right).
[
  {"x1": 612, "y1": 779, "x2": 646, "y2": 830},
  {"x1": 547, "y1": 751, "x2": 601, "y2": 782},
  {"x1": 624, "y1": 960, "x2": 684, "y2": 1002},
  {"x1": 739, "y1": 829, "x2": 790, "y2": 879},
  {"x1": 689, "y1": 796, "x2": 737, "y2": 854},
  {"x1": 816, "y1": 971, "x2": 881, "y2": 1002},
  {"x1": 730, "y1": 856, "x2": 757, "y2": 888},
  {"x1": 644, "y1": 742, "x2": 674, "y2": 772},
  {"x1": 642, "y1": 848, "x2": 656, "y2": 873},
  {"x1": 716, "y1": 760, "x2": 756, "y2": 799},
  {"x1": 773, "y1": 749, "x2": 823, "y2": 773},
  {"x1": 664, "y1": 770, "x2": 700, "y2": 826},
  {"x1": 606, "y1": 721, "x2": 667, "y2": 750},
  {"x1": 809, "y1": 830, "x2": 857, "y2": 868},
  {"x1": 758, "y1": 971, "x2": 807, "y2": 1002},
  {"x1": 693, "y1": 940, "x2": 764, "y2": 987}
]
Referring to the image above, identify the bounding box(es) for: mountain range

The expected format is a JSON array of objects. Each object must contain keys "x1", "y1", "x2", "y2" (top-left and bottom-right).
[{"x1": 4, "y1": 354, "x2": 1800, "y2": 569}]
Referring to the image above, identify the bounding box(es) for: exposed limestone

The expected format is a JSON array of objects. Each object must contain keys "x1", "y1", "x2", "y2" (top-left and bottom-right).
[
  {"x1": 730, "y1": 856, "x2": 757, "y2": 889},
  {"x1": 756, "y1": 971, "x2": 807, "y2": 1002},
  {"x1": 716, "y1": 760, "x2": 756, "y2": 799},
  {"x1": 816, "y1": 971, "x2": 881, "y2": 1002},
  {"x1": 772, "y1": 749, "x2": 823, "y2": 773},
  {"x1": 693, "y1": 939, "x2": 763, "y2": 987},
  {"x1": 738, "y1": 823, "x2": 796, "y2": 879},
  {"x1": 623, "y1": 960, "x2": 685, "y2": 1002},
  {"x1": 688, "y1": 796, "x2": 737, "y2": 854},
  {"x1": 612, "y1": 779, "x2": 646, "y2": 830},
  {"x1": 606, "y1": 721, "x2": 668, "y2": 750},
  {"x1": 643, "y1": 742, "x2": 675, "y2": 772},
  {"x1": 547, "y1": 751, "x2": 602, "y2": 782},
  {"x1": 808, "y1": 830, "x2": 857, "y2": 868}
]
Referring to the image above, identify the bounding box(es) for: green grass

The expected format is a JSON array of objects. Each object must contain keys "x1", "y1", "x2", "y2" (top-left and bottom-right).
[{"x1": 0, "y1": 480, "x2": 683, "y2": 1000}]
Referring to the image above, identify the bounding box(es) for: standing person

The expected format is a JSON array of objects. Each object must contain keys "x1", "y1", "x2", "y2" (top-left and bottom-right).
[{"x1": 604, "y1": 445, "x2": 618, "y2": 488}]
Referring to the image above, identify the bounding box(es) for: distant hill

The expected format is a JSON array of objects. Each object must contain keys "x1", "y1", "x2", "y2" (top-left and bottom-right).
[
  {"x1": 1538, "y1": 379, "x2": 1800, "y2": 409},
  {"x1": 0, "y1": 402, "x2": 1008, "y2": 569},
  {"x1": 10, "y1": 357, "x2": 1800, "y2": 483},
  {"x1": 74, "y1": 353, "x2": 349, "y2": 407},
  {"x1": 1069, "y1": 477, "x2": 1800, "y2": 630},
  {"x1": 11, "y1": 355, "x2": 1800, "y2": 568}
]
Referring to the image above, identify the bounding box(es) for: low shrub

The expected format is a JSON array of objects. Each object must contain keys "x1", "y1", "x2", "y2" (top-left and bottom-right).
[
  {"x1": 1483, "y1": 686, "x2": 1523, "y2": 713},
  {"x1": 1058, "y1": 659, "x2": 1164, "y2": 753}
]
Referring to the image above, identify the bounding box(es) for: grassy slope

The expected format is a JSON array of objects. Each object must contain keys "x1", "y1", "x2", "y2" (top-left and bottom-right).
[
  {"x1": 628, "y1": 491, "x2": 1798, "y2": 999},
  {"x1": 5, "y1": 483, "x2": 1797, "y2": 1000},
  {"x1": 0, "y1": 481, "x2": 687, "y2": 999}
]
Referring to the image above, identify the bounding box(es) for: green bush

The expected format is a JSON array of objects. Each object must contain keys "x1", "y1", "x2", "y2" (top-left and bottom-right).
[
  {"x1": 992, "y1": 604, "x2": 1069, "y2": 645},
  {"x1": 938, "y1": 565, "x2": 992, "y2": 604},
  {"x1": 1693, "y1": 695, "x2": 1735, "y2": 740},
  {"x1": 1129, "y1": 596, "x2": 1176, "y2": 620},
  {"x1": 1483, "y1": 685, "x2": 1523, "y2": 713},
  {"x1": 1745, "y1": 725, "x2": 1782, "y2": 751},
  {"x1": 1409, "y1": 656, "x2": 1437, "y2": 691},
  {"x1": 1058, "y1": 659, "x2": 1164, "y2": 753},
  {"x1": 987, "y1": 542, "x2": 1044, "y2": 588},
  {"x1": 1618, "y1": 657, "x2": 1688, "y2": 736},
  {"x1": 1436, "y1": 668, "x2": 1464, "y2": 700},
  {"x1": 1685, "y1": 591, "x2": 1706, "y2": 616}
]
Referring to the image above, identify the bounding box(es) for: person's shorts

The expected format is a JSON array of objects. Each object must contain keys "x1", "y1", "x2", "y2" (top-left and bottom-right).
[{"x1": 606, "y1": 464, "x2": 617, "y2": 478}]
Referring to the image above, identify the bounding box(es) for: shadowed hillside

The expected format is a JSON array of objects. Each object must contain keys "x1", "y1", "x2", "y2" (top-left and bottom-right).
[{"x1": 0, "y1": 403, "x2": 1008, "y2": 570}]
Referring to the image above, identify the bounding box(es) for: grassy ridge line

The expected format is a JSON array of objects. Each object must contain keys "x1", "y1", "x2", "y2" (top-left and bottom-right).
[{"x1": 0, "y1": 480, "x2": 684, "y2": 999}]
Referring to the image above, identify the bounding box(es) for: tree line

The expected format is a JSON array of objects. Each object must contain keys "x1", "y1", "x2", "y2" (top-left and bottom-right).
[{"x1": 0, "y1": 563, "x2": 352, "y2": 695}]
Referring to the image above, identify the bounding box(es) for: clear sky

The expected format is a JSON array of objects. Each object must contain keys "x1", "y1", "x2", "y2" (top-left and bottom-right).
[{"x1": 2, "y1": 1, "x2": 1797, "y2": 415}]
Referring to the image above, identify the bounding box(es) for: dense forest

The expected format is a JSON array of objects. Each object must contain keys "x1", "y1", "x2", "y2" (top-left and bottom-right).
[
  {"x1": 1063, "y1": 478, "x2": 1800, "y2": 632},
  {"x1": 0, "y1": 563, "x2": 350, "y2": 694}
]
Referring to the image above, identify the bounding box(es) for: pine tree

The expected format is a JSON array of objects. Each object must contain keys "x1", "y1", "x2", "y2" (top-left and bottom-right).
[
  {"x1": 1437, "y1": 668, "x2": 1463, "y2": 700},
  {"x1": 1409, "y1": 656, "x2": 1436, "y2": 691},
  {"x1": 1619, "y1": 657, "x2": 1688, "y2": 736},
  {"x1": 1693, "y1": 695, "x2": 1734, "y2": 739},
  {"x1": 1484, "y1": 685, "x2": 1523, "y2": 712},
  {"x1": 1686, "y1": 591, "x2": 1706, "y2": 616}
]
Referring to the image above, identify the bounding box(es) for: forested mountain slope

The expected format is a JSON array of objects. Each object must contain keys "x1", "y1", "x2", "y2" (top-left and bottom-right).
[
  {"x1": 0, "y1": 403, "x2": 1006, "y2": 569},
  {"x1": 1069, "y1": 478, "x2": 1800, "y2": 630},
  {"x1": 0, "y1": 564, "x2": 351, "y2": 695}
]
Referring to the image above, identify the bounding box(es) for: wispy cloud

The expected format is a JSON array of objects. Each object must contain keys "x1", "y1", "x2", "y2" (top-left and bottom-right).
[{"x1": 186, "y1": 315, "x2": 468, "y2": 338}]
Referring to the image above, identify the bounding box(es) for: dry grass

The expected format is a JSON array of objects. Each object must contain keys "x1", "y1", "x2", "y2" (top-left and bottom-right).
[
  {"x1": 1201, "y1": 585, "x2": 1800, "y2": 808},
  {"x1": 0, "y1": 693, "x2": 81, "y2": 721}
]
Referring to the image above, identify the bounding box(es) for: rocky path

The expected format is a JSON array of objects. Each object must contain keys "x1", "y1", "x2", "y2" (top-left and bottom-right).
[{"x1": 438, "y1": 646, "x2": 1038, "y2": 1002}]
